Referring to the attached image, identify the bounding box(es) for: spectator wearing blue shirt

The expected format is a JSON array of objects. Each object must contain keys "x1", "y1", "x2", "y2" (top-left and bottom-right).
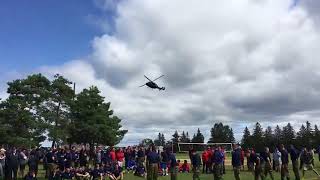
[
  {"x1": 191, "y1": 149, "x2": 201, "y2": 180},
  {"x1": 232, "y1": 144, "x2": 241, "y2": 180},
  {"x1": 280, "y1": 144, "x2": 290, "y2": 180},
  {"x1": 289, "y1": 145, "x2": 300, "y2": 180},
  {"x1": 147, "y1": 146, "x2": 160, "y2": 180},
  {"x1": 212, "y1": 147, "x2": 224, "y2": 180},
  {"x1": 168, "y1": 150, "x2": 177, "y2": 180}
]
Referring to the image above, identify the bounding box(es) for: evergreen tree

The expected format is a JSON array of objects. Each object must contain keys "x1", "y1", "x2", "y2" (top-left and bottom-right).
[
  {"x1": 160, "y1": 133, "x2": 166, "y2": 146},
  {"x1": 314, "y1": 125, "x2": 320, "y2": 148},
  {"x1": 0, "y1": 74, "x2": 50, "y2": 147},
  {"x1": 241, "y1": 127, "x2": 252, "y2": 149},
  {"x1": 252, "y1": 122, "x2": 264, "y2": 152},
  {"x1": 264, "y1": 126, "x2": 274, "y2": 148},
  {"x1": 171, "y1": 130, "x2": 180, "y2": 152},
  {"x1": 180, "y1": 131, "x2": 188, "y2": 143},
  {"x1": 192, "y1": 128, "x2": 204, "y2": 143},
  {"x1": 186, "y1": 132, "x2": 191, "y2": 143},
  {"x1": 154, "y1": 133, "x2": 162, "y2": 146},
  {"x1": 274, "y1": 125, "x2": 282, "y2": 145},
  {"x1": 282, "y1": 123, "x2": 295, "y2": 147},
  {"x1": 69, "y1": 86, "x2": 127, "y2": 152},
  {"x1": 208, "y1": 123, "x2": 234, "y2": 143},
  {"x1": 306, "y1": 121, "x2": 313, "y2": 146},
  {"x1": 297, "y1": 124, "x2": 307, "y2": 148}
]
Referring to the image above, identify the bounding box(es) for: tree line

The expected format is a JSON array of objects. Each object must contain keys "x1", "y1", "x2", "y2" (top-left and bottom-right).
[
  {"x1": 0, "y1": 74, "x2": 127, "y2": 150},
  {"x1": 141, "y1": 123, "x2": 235, "y2": 151},
  {"x1": 242, "y1": 122, "x2": 320, "y2": 152},
  {"x1": 143, "y1": 121, "x2": 320, "y2": 153}
]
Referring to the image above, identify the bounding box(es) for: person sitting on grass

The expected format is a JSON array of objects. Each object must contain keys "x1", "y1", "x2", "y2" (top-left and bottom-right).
[
  {"x1": 103, "y1": 163, "x2": 115, "y2": 179},
  {"x1": 24, "y1": 171, "x2": 37, "y2": 180},
  {"x1": 110, "y1": 163, "x2": 123, "y2": 180},
  {"x1": 90, "y1": 164, "x2": 103, "y2": 180},
  {"x1": 179, "y1": 160, "x2": 190, "y2": 173},
  {"x1": 75, "y1": 167, "x2": 90, "y2": 180},
  {"x1": 61, "y1": 167, "x2": 74, "y2": 180},
  {"x1": 134, "y1": 163, "x2": 146, "y2": 177},
  {"x1": 126, "y1": 159, "x2": 136, "y2": 173},
  {"x1": 51, "y1": 167, "x2": 62, "y2": 180}
]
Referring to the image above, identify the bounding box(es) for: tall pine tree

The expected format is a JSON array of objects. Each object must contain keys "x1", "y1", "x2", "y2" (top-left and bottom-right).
[{"x1": 241, "y1": 127, "x2": 252, "y2": 149}]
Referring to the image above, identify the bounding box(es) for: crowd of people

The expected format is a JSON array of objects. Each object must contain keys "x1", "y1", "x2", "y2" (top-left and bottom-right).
[
  {"x1": 230, "y1": 144, "x2": 320, "y2": 180},
  {"x1": 1, "y1": 144, "x2": 320, "y2": 180}
]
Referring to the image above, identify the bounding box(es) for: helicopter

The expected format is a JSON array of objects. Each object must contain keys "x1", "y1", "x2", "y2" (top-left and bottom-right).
[{"x1": 139, "y1": 75, "x2": 165, "y2": 90}]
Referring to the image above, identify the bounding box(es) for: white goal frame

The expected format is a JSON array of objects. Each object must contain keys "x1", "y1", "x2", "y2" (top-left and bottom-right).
[{"x1": 177, "y1": 142, "x2": 233, "y2": 153}]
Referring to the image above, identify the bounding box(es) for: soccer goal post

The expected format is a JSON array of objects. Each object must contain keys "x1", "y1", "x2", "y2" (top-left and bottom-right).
[{"x1": 177, "y1": 142, "x2": 233, "y2": 153}]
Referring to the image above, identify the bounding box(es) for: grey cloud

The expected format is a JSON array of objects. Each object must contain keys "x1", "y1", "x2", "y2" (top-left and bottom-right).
[{"x1": 39, "y1": 0, "x2": 320, "y2": 145}]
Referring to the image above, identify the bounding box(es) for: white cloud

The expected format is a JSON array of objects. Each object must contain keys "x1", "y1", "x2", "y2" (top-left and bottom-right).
[{"x1": 4, "y1": 0, "x2": 320, "y2": 145}]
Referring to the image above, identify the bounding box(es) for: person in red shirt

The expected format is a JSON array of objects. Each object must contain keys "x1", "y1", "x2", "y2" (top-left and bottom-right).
[
  {"x1": 240, "y1": 148, "x2": 245, "y2": 171},
  {"x1": 179, "y1": 160, "x2": 190, "y2": 173},
  {"x1": 206, "y1": 147, "x2": 213, "y2": 173},
  {"x1": 202, "y1": 150, "x2": 208, "y2": 173},
  {"x1": 116, "y1": 149, "x2": 124, "y2": 168},
  {"x1": 109, "y1": 147, "x2": 116, "y2": 163}
]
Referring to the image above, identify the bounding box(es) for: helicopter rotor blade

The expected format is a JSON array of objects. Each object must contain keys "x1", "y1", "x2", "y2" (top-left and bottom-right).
[
  {"x1": 144, "y1": 75, "x2": 153, "y2": 82},
  {"x1": 152, "y1": 75, "x2": 164, "y2": 82}
]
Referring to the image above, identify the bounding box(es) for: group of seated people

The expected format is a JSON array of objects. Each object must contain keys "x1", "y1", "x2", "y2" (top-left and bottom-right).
[
  {"x1": 125, "y1": 158, "x2": 192, "y2": 177},
  {"x1": 48, "y1": 163, "x2": 123, "y2": 180}
]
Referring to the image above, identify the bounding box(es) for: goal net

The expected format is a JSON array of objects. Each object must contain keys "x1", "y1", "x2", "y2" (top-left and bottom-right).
[{"x1": 177, "y1": 142, "x2": 233, "y2": 153}]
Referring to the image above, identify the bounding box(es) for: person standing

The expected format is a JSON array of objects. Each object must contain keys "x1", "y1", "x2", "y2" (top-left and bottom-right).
[
  {"x1": 19, "y1": 149, "x2": 28, "y2": 178},
  {"x1": 64, "y1": 149, "x2": 73, "y2": 169},
  {"x1": 240, "y1": 148, "x2": 245, "y2": 171},
  {"x1": 289, "y1": 145, "x2": 300, "y2": 180},
  {"x1": 254, "y1": 154, "x2": 265, "y2": 180},
  {"x1": 45, "y1": 148, "x2": 56, "y2": 180},
  {"x1": 6, "y1": 147, "x2": 19, "y2": 180},
  {"x1": 261, "y1": 147, "x2": 274, "y2": 180},
  {"x1": 191, "y1": 149, "x2": 201, "y2": 180},
  {"x1": 137, "y1": 147, "x2": 145, "y2": 167},
  {"x1": 160, "y1": 150, "x2": 169, "y2": 176},
  {"x1": 232, "y1": 144, "x2": 241, "y2": 180},
  {"x1": 212, "y1": 147, "x2": 224, "y2": 180},
  {"x1": 301, "y1": 147, "x2": 320, "y2": 179},
  {"x1": 273, "y1": 148, "x2": 281, "y2": 172},
  {"x1": 280, "y1": 144, "x2": 290, "y2": 180},
  {"x1": 146, "y1": 145, "x2": 160, "y2": 180},
  {"x1": 28, "y1": 151, "x2": 39, "y2": 177},
  {"x1": 201, "y1": 149, "x2": 208, "y2": 174},
  {"x1": 168, "y1": 149, "x2": 178, "y2": 180},
  {"x1": 0, "y1": 148, "x2": 6, "y2": 179}
]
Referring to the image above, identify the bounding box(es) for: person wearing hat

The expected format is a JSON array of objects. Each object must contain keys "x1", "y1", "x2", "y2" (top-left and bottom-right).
[{"x1": 0, "y1": 148, "x2": 6, "y2": 178}]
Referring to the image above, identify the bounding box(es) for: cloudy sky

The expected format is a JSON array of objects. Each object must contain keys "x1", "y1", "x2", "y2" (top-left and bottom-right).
[{"x1": 1, "y1": 0, "x2": 320, "y2": 146}]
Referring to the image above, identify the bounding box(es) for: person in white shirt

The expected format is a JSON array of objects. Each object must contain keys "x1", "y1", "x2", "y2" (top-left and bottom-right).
[{"x1": 273, "y1": 148, "x2": 282, "y2": 172}]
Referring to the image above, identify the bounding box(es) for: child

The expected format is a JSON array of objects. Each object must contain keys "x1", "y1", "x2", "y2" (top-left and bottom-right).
[{"x1": 179, "y1": 160, "x2": 190, "y2": 173}]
